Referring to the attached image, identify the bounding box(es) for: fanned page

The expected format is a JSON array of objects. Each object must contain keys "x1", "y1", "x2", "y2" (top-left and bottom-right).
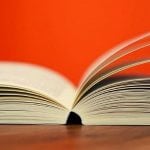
[
  {"x1": 72, "y1": 32, "x2": 150, "y2": 125},
  {"x1": 0, "y1": 62, "x2": 76, "y2": 109},
  {"x1": 79, "y1": 32, "x2": 150, "y2": 85},
  {"x1": 74, "y1": 32, "x2": 150, "y2": 105}
]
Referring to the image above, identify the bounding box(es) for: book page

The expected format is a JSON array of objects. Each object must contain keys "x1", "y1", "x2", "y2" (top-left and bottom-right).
[
  {"x1": 0, "y1": 62, "x2": 76, "y2": 109},
  {"x1": 76, "y1": 32, "x2": 150, "y2": 96},
  {"x1": 80, "y1": 32, "x2": 150, "y2": 84},
  {"x1": 76, "y1": 58, "x2": 150, "y2": 103},
  {"x1": 73, "y1": 77, "x2": 150, "y2": 125}
]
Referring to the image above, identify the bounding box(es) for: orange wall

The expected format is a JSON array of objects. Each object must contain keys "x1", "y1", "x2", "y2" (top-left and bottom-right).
[{"x1": 0, "y1": 0, "x2": 149, "y2": 85}]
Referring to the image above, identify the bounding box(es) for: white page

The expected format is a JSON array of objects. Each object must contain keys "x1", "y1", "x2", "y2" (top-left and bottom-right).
[
  {"x1": 0, "y1": 62, "x2": 76, "y2": 109},
  {"x1": 78, "y1": 32, "x2": 150, "y2": 89},
  {"x1": 74, "y1": 58, "x2": 150, "y2": 105}
]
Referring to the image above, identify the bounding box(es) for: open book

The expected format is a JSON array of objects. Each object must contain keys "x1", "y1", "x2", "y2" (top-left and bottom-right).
[{"x1": 0, "y1": 33, "x2": 149, "y2": 125}]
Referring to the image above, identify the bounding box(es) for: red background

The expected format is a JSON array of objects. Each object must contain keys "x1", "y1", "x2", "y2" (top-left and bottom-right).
[{"x1": 0, "y1": 0, "x2": 149, "y2": 85}]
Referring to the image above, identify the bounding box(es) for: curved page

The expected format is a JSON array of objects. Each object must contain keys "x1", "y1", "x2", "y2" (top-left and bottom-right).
[{"x1": 0, "y1": 62, "x2": 76, "y2": 109}]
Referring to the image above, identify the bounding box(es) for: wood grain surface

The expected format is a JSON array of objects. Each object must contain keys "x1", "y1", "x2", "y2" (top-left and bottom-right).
[{"x1": 0, "y1": 125, "x2": 150, "y2": 150}]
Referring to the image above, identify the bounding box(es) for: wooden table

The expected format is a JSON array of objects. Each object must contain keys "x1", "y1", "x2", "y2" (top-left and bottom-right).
[{"x1": 0, "y1": 125, "x2": 150, "y2": 150}]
